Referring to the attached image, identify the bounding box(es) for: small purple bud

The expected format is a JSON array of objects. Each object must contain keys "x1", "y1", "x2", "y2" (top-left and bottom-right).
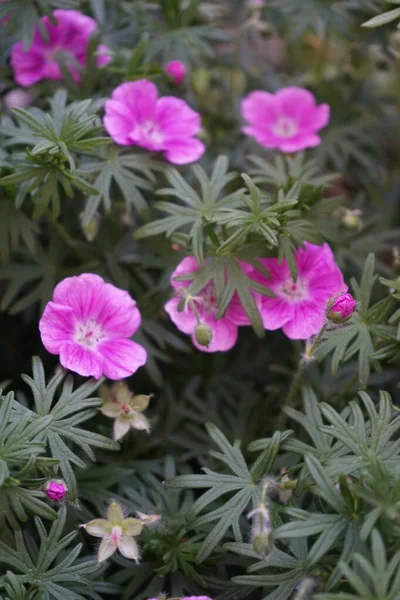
[
  {"x1": 45, "y1": 479, "x2": 67, "y2": 501},
  {"x1": 165, "y1": 60, "x2": 186, "y2": 85},
  {"x1": 326, "y1": 292, "x2": 357, "y2": 324}
]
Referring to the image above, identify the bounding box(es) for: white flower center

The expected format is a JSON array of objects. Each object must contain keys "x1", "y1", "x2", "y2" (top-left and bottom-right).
[
  {"x1": 198, "y1": 284, "x2": 218, "y2": 314},
  {"x1": 131, "y1": 120, "x2": 164, "y2": 145},
  {"x1": 75, "y1": 318, "x2": 105, "y2": 348},
  {"x1": 109, "y1": 525, "x2": 122, "y2": 546},
  {"x1": 273, "y1": 116, "x2": 298, "y2": 138},
  {"x1": 278, "y1": 277, "x2": 308, "y2": 302}
]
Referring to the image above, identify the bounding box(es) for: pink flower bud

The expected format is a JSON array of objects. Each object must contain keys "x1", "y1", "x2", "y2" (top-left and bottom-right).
[
  {"x1": 165, "y1": 60, "x2": 186, "y2": 85},
  {"x1": 45, "y1": 479, "x2": 67, "y2": 501},
  {"x1": 326, "y1": 292, "x2": 357, "y2": 324},
  {"x1": 2, "y1": 89, "x2": 32, "y2": 110}
]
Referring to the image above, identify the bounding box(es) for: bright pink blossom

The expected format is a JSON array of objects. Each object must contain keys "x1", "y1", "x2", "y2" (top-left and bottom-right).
[
  {"x1": 103, "y1": 80, "x2": 205, "y2": 165},
  {"x1": 254, "y1": 242, "x2": 346, "y2": 340},
  {"x1": 326, "y1": 292, "x2": 356, "y2": 323},
  {"x1": 10, "y1": 9, "x2": 111, "y2": 87},
  {"x1": 39, "y1": 273, "x2": 147, "y2": 380},
  {"x1": 241, "y1": 87, "x2": 330, "y2": 153},
  {"x1": 45, "y1": 480, "x2": 67, "y2": 501},
  {"x1": 165, "y1": 60, "x2": 186, "y2": 85},
  {"x1": 164, "y1": 257, "x2": 259, "y2": 352}
]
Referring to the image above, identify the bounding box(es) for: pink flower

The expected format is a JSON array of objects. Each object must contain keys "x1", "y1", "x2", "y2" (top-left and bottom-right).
[
  {"x1": 326, "y1": 292, "x2": 357, "y2": 324},
  {"x1": 45, "y1": 479, "x2": 67, "y2": 501},
  {"x1": 10, "y1": 9, "x2": 111, "y2": 87},
  {"x1": 164, "y1": 257, "x2": 259, "y2": 353},
  {"x1": 165, "y1": 60, "x2": 187, "y2": 85},
  {"x1": 254, "y1": 242, "x2": 346, "y2": 340},
  {"x1": 103, "y1": 80, "x2": 205, "y2": 165},
  {"x1": 2, "y1": 89, "x2": 33, "y2": 110},
  {"x1": 39, "y1": 273, "x2": 147, "y2": 380},
  {"x1": 241, "y1": 87, "x2": 330, "y2": 153}
]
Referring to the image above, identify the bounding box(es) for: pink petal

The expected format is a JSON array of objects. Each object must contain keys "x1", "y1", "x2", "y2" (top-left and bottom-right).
[
  {"x1": 96, "y1": 43, "x2": 112, "y2": 67},
  {"x1": 276, "y1": 87, "x2": 317, "y2": 119},
  {"x1": 298, "y1": 103, "x2": 330, "y2": 131},
  {"x1": 156, "y1": 97, "x2": 201, "y2": 137},
  {"x1": 99, "y1": 283, "x2": 141, "y2": 338},
  {"x1": 103, "y1": 100, "x2": 135, "y2": 145},
  {"x1": 53, "y1": 273, "x2": 105, "y2": 321},
  {"x1": 164, "y1": 137, "x2": 205, "y2": 165},
  {"x1": 164, "y1": 296, "x2": 197, "y2": 335},
  {"x1": 108, "y1": 80, "x2": 158, "y2": 122},
  {"x1": 59, "y1": 340, "x2": 104, "y2": 379},
  {"x1": 10, "y1": 45, "x2": 46, "y2": 87},
  {"x1": 99, "y1": 339, "x2": 147, "y2": 380},
  {"x1": 192, "y1": 315, "x2": 238, "y2": 353},
  {"x1": 169, "y1": 256, "x2": 200, "y2": 289},
  {"x1": 277, "y1": 134, "x2": 321, "y2": 153},
  {"x1": 39, "y1": 301, "x2": 75, "y2": 354},
  {"x1": 260, "y1": 296, "x2": 293, "y2": 331},
  {"x1": 241, "y1": 91, "x2": 280, "y2": 126},
  {"x1": 282, "y1": 301, "x2": 326, "y2": 340},
  {"x1": 296, "y1": 242, "x2": 334, "y2": 276}
]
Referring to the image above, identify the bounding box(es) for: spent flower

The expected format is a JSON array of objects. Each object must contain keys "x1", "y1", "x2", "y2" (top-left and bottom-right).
[
  {"x1": 39, "y1": 273, "x2": 147, "y2": 380},
  {"x1": 241, "y1": 86, "x2": 330, "y2": 152},
  {"x1": 100, "y1": 381, "x2": 151, "y2": 441},
  {"x1": 104, "y1": 80, "x2": 205, "y2": 164},
  {"x1": 81, "y1": 502, "x2": 143, "y2": 563},
  {"x1": 10, "y1": 9, "x2": 111, "y2": 87}
]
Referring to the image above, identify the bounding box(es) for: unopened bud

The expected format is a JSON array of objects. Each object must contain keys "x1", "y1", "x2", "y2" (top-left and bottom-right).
[
  {"x1": 194, "y1": 323, "x2": 213, "y2": 347},
  {"x1": 80, "y1": 212, "x2": 101, "y2": 242},
  {"x1": 326, "y1": 292, "x2": 357, "y2": 324},
  {"x1": 252, "y1": 531, "x2": 273, "y2": 558},
  {"x1": 165, "y1": 60, "x2": 186, "y2": 86},
  {"x1": 342, "y1": 209, "x2": 362, "y2": 231},
  {"x1": 3, "y1": 89, "x2": 32, "y2": 110},
  {"x1": 45, "y1": 479, "x2": 67, "y2": 501}
]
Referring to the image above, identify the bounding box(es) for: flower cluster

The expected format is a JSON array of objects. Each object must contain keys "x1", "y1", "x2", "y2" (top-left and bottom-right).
[{"x1": 165, "y1": 243, "x2": 348, "y2": 351}]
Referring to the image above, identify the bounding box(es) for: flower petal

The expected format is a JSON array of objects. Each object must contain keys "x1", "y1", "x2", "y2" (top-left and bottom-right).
[
  {"x1": 98, "y1": 339, "x2": 147, "y2": 380},
  {"x1": 83, "y1": 519, "x2": 112, "y2": 537},
  {"x1": 241, "y1": 91, "x2": 280, "y2": 126},
  {"x1": 108, "y1": 80, "x2": 158, "y2": 122},
  {"x1": 114, "y1": 417, "x2": 131, "y2": 441},
  {"x1": 100, "y1": 402, "x2": 121, "y2": 418},
  {"x1": 157, "y1": 97, "x2": 201, "y2": 137},
  {"x1": 118, "y1": 534, "x2": 140, "y2": 561},
  {"x1": 131, "y1": 413, "x2": 150, "y2": 432},
  {"x1": 39, "y1": 302, "x2": 75, "y2": 354},
  {"x1": 164, "y1": 137, "x2": 205, "y2": 165},
  {"x1": 164, "y1": 297, "x2": 197, "y2": 335},
  {"x1": 169, "y1": 256, "x2": 200, "y2": 290},
  {"x1": 122, "y1": 518, "x2": 144, "y2": 536},
  {"x1": 260, "y1": 297, "x2": 293, "y2": 331},
  {"x1": 53, "y1": 273, "x2": 105, "y2": 321},
  {"x1": 192, "y1": 316, "x2": 238, "y2": 353},
  {"x1": 98, "y1": 538, "x2": 117, "y2": 562},
  {"x1": 59, "y1": 341, "x2": 103, "y2": 379},
  {"x1": 282, "y1": 301, "x2": 326, "y2": 340},
  {"x1": 107, "y1": 502, "x2": 124, "y2": 525},
  {"x1": 131, "y1": 394, "x2": 151, "y2": 412}
]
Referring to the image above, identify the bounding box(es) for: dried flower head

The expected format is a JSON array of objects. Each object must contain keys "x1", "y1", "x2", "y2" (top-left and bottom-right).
[
  {"x1": 81, "y1": 502, "x2": 143, "y2": 563},
  {"x1": 100, "y1": 382, "x2": 151, "y2": 441}
]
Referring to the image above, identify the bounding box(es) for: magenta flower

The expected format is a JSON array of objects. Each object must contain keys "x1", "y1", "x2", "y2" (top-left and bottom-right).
[
  {"x1": 45, "y1": 480, "x2": 67, "y2": 502},
  {"x1": 165, "y1": 60, "x2": 186, "y2": 85},
  {"x1": 241, "y1": 87, "x2": 330, "y2": 153},
  {"x1": 103, "y1": 80, "x2": 205, "y2": 165},
  {"x1": 10, "y1": 9, "x2": 111, "y2": 87},
  {"x1": 254, "y1": 242, "x2": 346, "y2": 340},
  {"x1": 39, "y1": 274, "x2": 147, "y2": 380},
  {"x1": 165, "y1": 257, "x2": 259, "y2": 352},
  {"x1": 326, "y1": 292, "x2": 357, "y2": 324}
]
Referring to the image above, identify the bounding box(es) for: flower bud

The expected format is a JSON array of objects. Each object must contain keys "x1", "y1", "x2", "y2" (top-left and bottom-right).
[
  {"x1": 2, "y1": 89, "x2": 32, "y2": 110},
  {"x1": 45, "y1": 479, "x2": 67, "y2": 501},
  {"x1": 326, "y1": 293, "x2": 357, "y2": 324},
  {"x1": 165, "y1": 60, "x2": 186, "y2": 86},
  {"x1": 252, "y1": 531, "x2": 273, "y2": 558},
  {"x1": 194, "y1": 323, "x2": 213, "y2": 347}
]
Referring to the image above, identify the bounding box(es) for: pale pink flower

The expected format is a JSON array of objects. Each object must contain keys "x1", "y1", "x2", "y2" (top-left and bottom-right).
[
  {"x1": 39, "y1": 273, "x2": 147, "y2": 380},
  {"x1": 241, "y1": 87, "x2": 330, "y2": 153},
  {"x1": 165, "y1": 60, "x2": 187, "y2": 85},
  {"x1": 254, "y1": 242, "x2": 346, "y2": 340},
  {"x1": 2, "y1": 88, "x2": 33, "y2": 110},
  {"x1": 10, "y1": 9, "x2": 111, "y2": 87},
  {"x1": 45, "y1": 479, "x2": 67, "y2": 501},
  {"x1": 103, "y1": 80, "x2": 205, "y2": 165},
  {"x1": 326, "y1": 292, "x2": 357, "y2": 324},
  {"x1": 164, "y1": 257, "x2": 259, "y2": 352}
]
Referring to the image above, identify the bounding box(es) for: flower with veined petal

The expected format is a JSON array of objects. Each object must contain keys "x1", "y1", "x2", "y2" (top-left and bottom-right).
[
  {"x1": 81, "y1": 502, "x2": 143, "y2": 563},
  {"x1": 100, "y1": 382, "x2": 151, "y2": 440}
]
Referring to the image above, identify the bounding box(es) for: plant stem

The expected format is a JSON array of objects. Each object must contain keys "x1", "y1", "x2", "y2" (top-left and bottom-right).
[{"x1": 285, "y1": 324, "x2": 328, "y2": 406}]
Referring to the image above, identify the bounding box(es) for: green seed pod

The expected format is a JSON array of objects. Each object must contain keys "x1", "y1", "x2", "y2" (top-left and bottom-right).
[{"x1": 194, "y1": 323, "x2": 213, "y2": 347}]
